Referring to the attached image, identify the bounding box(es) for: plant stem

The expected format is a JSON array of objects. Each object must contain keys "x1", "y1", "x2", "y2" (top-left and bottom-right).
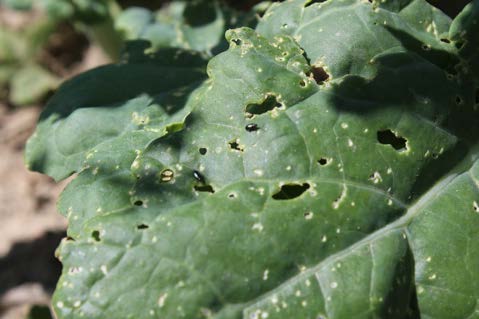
[{"x1": 81, "y1": 0, "x2": 123, "y2": 62}]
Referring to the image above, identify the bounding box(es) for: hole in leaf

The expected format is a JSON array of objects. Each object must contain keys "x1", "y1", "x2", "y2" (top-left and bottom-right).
[
  {"x1": 299, "y1": 79, "x2": 307, "y2": 87},
  {"x1": 421, "y1": 44, "x2": 431, "y2": 51},
  {"x1": 134, "y1": 200, "x2": 143, "y2": 206},
  {"x1": 194, "y1": 185, "x2": 215, "y2": 193},
  {"x1": 229, "y1": 139, "x2": 244, "y2": 152},
  {"x1": 245, "y1": 123, "x2": 259, "y2": 132},
  {"x1": 308, "y1": 66, "x2": 330, "y2": 84},
  {"x1": 199, "y1": 147, "x2": 207, "y2": 155},
  {"x1": 137, "y1": 224, "x2": 149, "y2": 230},
  {"x1": 475, "y1": 88, "x2": 479, "y2": 104},
  {"x1": 455, "y1": 95, "x2": 463, "y2": 105},
  {"x1": 91, "y1": 230, "x2": 101, "y2": 242},
  {"x1": 232, "y1": 38, "x2": 242, "y2": 45},
  {"x1": 246, "y1": 95, "x2": 281, "y2": 115},
  {"x1": 473, "y1": 201, "x2": 479, "y2": 212},
  {"x1": 440, "y1": 38, "x2": 451, "y2": 44},
  {"x1": 66, "y1": 236, "x2": 75, "y2": 242},
  {"x1": 377, "y1": 130, "x2": 407, "y2": 151},
  {"x1": 304, "y1": 211, "x2": 313, "y2": 219},
  {"x1": 318, "y1": 157, "x2": 329, "y2": 166},
  {"x1": 304, "y1": 0, "x2": 325, "y2": 7},
  {"x1": 228, "y1": 193, "x2": 236, "y2": 199},
  {"x1": 272, "y1": 183, "x2": 310, "y2": 200}
]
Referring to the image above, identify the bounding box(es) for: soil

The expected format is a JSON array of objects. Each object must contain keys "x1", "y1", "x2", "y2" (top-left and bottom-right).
[
  {"x1": 0, "y1": 6, "x2": 109, "y2": 318},
  {"x1": 0, "y1": 103, "x2": 67, "y2": 318}
]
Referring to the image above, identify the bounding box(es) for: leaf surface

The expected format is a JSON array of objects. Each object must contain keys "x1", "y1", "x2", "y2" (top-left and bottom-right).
[{"x1": 24, "y1": 1, "x2": 479, "y2": 319}]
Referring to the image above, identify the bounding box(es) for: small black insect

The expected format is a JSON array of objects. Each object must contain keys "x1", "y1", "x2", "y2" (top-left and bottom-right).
[
  {"x1": 193, "y1": 170, "x2": 205, "y2": 183},
  {"x1": 245, "y1": 123, "x2": 259, "y2": 132}
]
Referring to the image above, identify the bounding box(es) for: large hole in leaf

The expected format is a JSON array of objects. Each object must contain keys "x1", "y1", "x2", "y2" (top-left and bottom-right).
[
  {"x1": 377, "y1": 130, "x2": 407, "y2": 151},
  {"x1": 246, "y1": 95, "x2": 281, "y2": 116},
  {"x1": 308, "y1": 66, "x2": 330, "y2": 84},
  {"x1": 272, "y1": 183, "x2": 310, "y2": 200},
  {"x1": 194, "y1": 185, "x2": 215, "y2": 193}
]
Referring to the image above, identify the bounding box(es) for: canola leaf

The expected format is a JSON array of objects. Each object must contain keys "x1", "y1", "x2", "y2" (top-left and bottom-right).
[
  {"x1": 24, "y1": 1, "x2": 479, "y2": 319},
  {"x1": 25, "y1": 46, "x2": 207, "y2": 181}
]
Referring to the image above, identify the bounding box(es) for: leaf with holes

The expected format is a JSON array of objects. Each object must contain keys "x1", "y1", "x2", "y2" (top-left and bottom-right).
[{"x1": 25, "y1": 1, "x2": 479, "y2": 319}]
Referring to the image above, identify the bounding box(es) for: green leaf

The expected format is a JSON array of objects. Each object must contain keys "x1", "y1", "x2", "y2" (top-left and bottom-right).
[
  {"x1": 24, "y1": 1, "x2": 479, "y2": 319},
  {"x1": 10, "y1": 65, "x2": 60, "y2": 106},
  {"x1": 1, "y1": 0, "x2": 32, "y2": 10},
  {"x1": 256, "y1": 0, "x2": 459, "y2": 79},
  {"x1": 450, "y1": 0, "x2": 479, "y2": 83},
  {"x1": 25, "y1": 46, "x2": 207, "y2": 181},
  {"x1": 120, "y1": 1, "x2": 259, "y2": 55}
]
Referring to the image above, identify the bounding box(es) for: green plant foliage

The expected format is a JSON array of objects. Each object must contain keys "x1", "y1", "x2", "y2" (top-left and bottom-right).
[
  {"x1": 1, "y1": 0, "x2": 109, "y2": 22},
  {"x1": 115, "y1": 1, "x2": 260, "y2": 54},
  {"x1": 0, "y1": 16, "x2": 60, "y2": 105},
  {"x1": 25, "y1": 0, "x2": 479, "y2": 318}
]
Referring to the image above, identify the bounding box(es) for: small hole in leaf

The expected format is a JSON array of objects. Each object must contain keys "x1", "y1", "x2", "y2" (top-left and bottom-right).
[
  {"x1": 272, "y1": 183, "x2": 310, "y2": 200},
  {"x1": 92, "y1": 230, "x2": 101, "y2": 242},
  {"x1": 440, "y1": 38, "x2": 451, "y2": 44},
  {"x1": 377, "y1": 130, "x2": 407, "y2": 151},
  {"x1": 246, "y1": 95, "x2": 281, "y2": 115},
  {"x1": 475, "y1": 88, "x2": 479, "y2": 104},
  {"x1": 318, "y1": 158, "x2": 329, "y2": 166},
  {"x1": 137, "y1": 224, "x2": 149, "y2": 230},
  {"x1": 421, "y1": 44, "x2": 431, "y2": 51},
  {"x1": 199, "y1": 147, "x2": 207, "y2": 155},
  {"x1": 282, "y1": 23, "x2": 288, "y2": 28},
  {"x1": 228, "y1": 193, "x2": 236, "y2": 199},
  {"x1": 232, "y1": 38, "x2": 242, "y2": 45},
  {"x1": 245, "y1": 123, "x2": 259, "y2": 132},
  {"x1": 66, "y1": 236, "x2": 75, "y2": 242},
  {"x1": 134, "y1": 200, "x2": 143, "y2": 206},
  {"x1": 229, "y1": 139, "x2": 244, "y2": 152},
  {"x1": 194, "y1": 185, "x2": 215, "y2": 193},
  {"x1": 310, "y1": 66, "x2": 330, "y2": 84},
  {"x1": 473, "y1": 201, "x2": 479, "y2": 212},
  {"x1": 455, "y1": 95, "x2": 463, "y2": 105},
  {"x1": 304, "y1": 211, "x2": 313, "y2": 219},
  {"x1": 299, "y1": 79, "x2": 307, "y2": 87}
]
